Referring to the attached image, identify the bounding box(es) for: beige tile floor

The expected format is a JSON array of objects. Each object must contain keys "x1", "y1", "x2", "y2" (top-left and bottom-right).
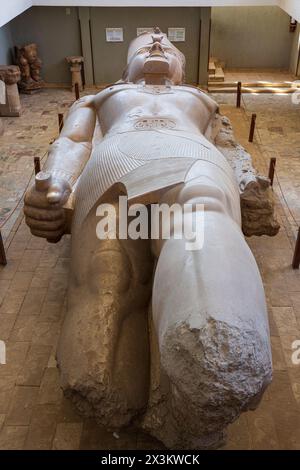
[
  {"x1": 1, "y1": 86, "x2": 300, "y2": 449},
  {"x1": 224, "y1": 69, "x2": 296, "y2": 84}
]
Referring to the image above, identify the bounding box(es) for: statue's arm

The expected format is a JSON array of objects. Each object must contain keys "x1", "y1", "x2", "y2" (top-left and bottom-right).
[
  {"x1": 24, "y1": 95, "x2": 97, "y2": 241},
  {"x1": 43, "y1": 95, "x2": 97, "y2": 186},
  {"x1": 207, "y1": 112, "x2": 279, "y2": 237},
  {"x1": 205, "y1": 112, "x2": 257, "y2": 190}
]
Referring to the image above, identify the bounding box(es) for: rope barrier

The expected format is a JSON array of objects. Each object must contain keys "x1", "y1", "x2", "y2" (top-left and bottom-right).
[
  {"x1": 273, "y1": 168, "x2": 300, "y2": 228},
  {"x1": 0, "y1": 99, "x2": 72, "y2": 233},
  {"x1": 251, "y1": 112, "x2": 300, "y2": 229},
  {"x1": 239, "y1": 97, "x2": 300, "y2": 268},
  {"x1": 0, "y1": 97, "x2": 75, "y2": 263},
  {"x1": 239, "y1": 96, "x2": 299, "y2": 225},
  {"x1": 0, "y1": 149, "x2": 49, "y2": 230}
]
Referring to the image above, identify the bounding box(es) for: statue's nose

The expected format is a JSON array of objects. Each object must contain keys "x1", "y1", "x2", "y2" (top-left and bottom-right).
[{"x1": 149, "y1": 42, "x2": 165, "y2": 57}]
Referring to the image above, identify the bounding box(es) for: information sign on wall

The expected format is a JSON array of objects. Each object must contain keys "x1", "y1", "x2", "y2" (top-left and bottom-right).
[
  {"x1": 168, "y1": 28, "x2": 185, "y2": 42},
  {"x1": 137, "y1": 27, "x2": 154, "y2": 36},
  {"x1": 106, "y1": 28, "x2": 124, "y2": 42}
]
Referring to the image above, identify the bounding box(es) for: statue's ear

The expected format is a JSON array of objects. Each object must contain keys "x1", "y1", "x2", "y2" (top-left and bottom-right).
[{"x1": 122, "y1": 64, "x2": 129, "y2": 82}]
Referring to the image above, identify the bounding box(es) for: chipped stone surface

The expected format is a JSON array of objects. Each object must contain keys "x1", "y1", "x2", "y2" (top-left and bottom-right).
[
  {"x1": 153, "y1": 319, "x2": 271, "y2": 449},
  {"x1": 241, "y1": 178, "x2": 280, "y2": 237},
  {"x1": 0, "y1": 88, "x2": 300, "y2": 449},
  {"x1": 214, "y1": 114, "x2": 280, "y2": 237}
]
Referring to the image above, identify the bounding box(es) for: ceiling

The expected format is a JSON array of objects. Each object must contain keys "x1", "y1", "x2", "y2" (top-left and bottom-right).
[{"x1": 1, "y1": 0, "x2": 299, "y2": 28}]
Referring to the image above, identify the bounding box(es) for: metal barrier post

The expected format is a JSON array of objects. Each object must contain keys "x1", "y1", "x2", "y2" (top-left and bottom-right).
[
  {"x1": 292, "y1": 227, "x2": 300, "y2": 269},
  {"x1": 236, "y1": 81, "x2": 242, "y2": 108},
  {"x1": 268, "y1": 157, "x2": 277, "y2": 187},
  {"x1": 249, "y1": 113, "x2": 257, "y2": 142},
  {"x1": 0, "y1": 230, "x2": 7, "y2": 266}
]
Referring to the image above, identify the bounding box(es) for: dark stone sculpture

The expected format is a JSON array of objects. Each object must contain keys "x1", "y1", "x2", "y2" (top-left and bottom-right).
[{"x1": 15, "y1": 43, "x2": 44, "y2": 93}]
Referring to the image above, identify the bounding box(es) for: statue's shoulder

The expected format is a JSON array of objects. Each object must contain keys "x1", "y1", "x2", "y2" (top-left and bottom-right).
[
  {"x1": 176, "y1": 84, "x2": 218, "y2": 112},
  {"x1": 93, "y1": 82, "x2": 137, "y2": 105},
  {"x1": 176, "y1": 84, "x2": 210, "y2": 98}
]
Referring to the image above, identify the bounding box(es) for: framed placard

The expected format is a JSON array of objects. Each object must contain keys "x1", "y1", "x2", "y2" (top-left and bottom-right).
[
  {"x1": 137, "y1": 27, "x2": 154, "y2": 36},
  {"x1": 106, "y1": 28, "x2": 124, "y2": 42},
  {"x1": 0, "y1": 80, "x2": 6, "y2": 105},
  {"x1": 168, "y1": 28, "x2": 185, "y2": 42}
]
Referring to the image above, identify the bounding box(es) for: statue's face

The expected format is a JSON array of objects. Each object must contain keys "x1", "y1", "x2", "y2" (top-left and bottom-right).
[
  {"x1": 24, "y1": 44, "x2": 37, "y2": 63},
  {"x1": 125, "y1": 34, "x2": 184, "y2": 85}
]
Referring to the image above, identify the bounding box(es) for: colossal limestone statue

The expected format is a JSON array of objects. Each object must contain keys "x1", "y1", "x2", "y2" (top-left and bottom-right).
[{"x1": 24, "y1": 29, "x2": 278, "y2": 449}]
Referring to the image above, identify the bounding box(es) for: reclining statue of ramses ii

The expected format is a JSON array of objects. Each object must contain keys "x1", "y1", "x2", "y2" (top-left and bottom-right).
[{"x1": 24, "y1": 28, "x2": 279, "y2": 449}]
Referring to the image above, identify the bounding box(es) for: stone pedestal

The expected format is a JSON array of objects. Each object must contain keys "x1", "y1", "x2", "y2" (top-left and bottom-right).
[
  {"x1": 0, "y1": 65, "x2": 21, "y2": 117},
  {"x1": 66, "y1": 56, "x2": 84, "y2": 91}
]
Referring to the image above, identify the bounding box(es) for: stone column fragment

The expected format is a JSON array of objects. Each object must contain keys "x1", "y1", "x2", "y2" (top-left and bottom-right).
[
  {"x1": 66, "y1": 56, "x2": 84, "y2": 91},
  {"x1": 0, "y1": 65, "x2": 21, "y2": 117}
]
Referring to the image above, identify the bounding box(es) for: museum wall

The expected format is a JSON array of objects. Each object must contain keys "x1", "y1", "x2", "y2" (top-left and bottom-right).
[
  {"x1": 89, "y1": 7, "x2": 201, "y2": 84},
  {"x1": 0, "y1": 23, "x2": 14, "y2": 65},
  {"x1": 0, "y1": 5, "x2": 297, "y2": 84},
  {"x1": 289, "y1": 22, "x2": 300, "y2": 76},
  {"x1": 2, "y1": 5, "x2": 203, "y2": 84},
  {"x1": 8, "y1": 6, "x2": 82, "y2": 84},
  {"x1": 211, "y1": 6, "x2": 293, "y2": 69}
]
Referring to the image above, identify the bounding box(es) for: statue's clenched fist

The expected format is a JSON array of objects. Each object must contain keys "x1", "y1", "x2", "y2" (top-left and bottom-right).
[{"x1": 24, "y1": 171, "x2": 71, "y2": 242}]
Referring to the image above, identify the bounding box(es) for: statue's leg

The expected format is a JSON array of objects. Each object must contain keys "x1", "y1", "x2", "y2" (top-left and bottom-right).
[
  {"x1": 57, "y1": 199, "x2": 153, "y2": 428},
  {"x1": 150, "y1": 161, "x2": 272, "y2": 449},
  {"x1": 21, "y1": 61, "x2": 31, "y2": 83}
]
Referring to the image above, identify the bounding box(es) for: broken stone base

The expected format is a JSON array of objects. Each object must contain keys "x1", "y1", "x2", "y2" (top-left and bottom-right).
[
  {"x1": 0, "y1": 83, "x2": 21, "y2": 116},
  {"x1": 0, "y1": 65, "x2": 21, "y2": 117},
  {"x1": 19, "y1": 79, "x2": 44, "y2": 94},
  {"x1": 142, "y1": 316, "x2": 271, "y2": 449},
  {"x1": 213, "y1": 114, "x2": 280, "y2": 237},
  {"x1": 241, "y1": 177, "x2": 280, "y2": 236}
]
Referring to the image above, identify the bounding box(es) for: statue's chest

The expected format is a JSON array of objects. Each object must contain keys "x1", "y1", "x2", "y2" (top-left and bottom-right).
[
  {"x1": 125, "y1": 85, "x2": 176, "y2": 111},
  {"x1": 98, "y1": 85, "x2": 204, "y2": 134},
  {"x1": 123, "y1": 87, "x2": 198, "y2": 117}
]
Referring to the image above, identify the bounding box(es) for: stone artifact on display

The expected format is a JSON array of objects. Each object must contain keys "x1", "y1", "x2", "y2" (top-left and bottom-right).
[
  {"x1": 24, "y1": 28, "x2": 278, "y2": 449},
  {"x1": 15, "y1": 43, "x2": 44, "y2": 93},
  {"x1": 66, "y1": 56, "x2": 84, "y2": 92},
  {"x1": 0, "y1": 65, "x2": 21, "y2": 116}
]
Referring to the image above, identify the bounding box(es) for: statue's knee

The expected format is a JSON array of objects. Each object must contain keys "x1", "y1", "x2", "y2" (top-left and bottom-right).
[
  {"x1": 89, "y1": 242, "x2": 131, "y2": 295},
  {"x1": 151, "y1": 180, "x2": 228, "y2": 257},
  {"x1": 177, "y1": 180, "x2": 227, "y2": 213}
]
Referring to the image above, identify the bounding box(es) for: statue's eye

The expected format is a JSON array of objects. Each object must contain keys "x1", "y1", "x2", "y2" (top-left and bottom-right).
[{"x1": 138, "y1": 47, "x2": 150, "y2": 55}]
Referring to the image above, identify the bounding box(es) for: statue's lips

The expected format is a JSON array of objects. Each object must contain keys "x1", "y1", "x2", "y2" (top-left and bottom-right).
[{"x1": 143, "y1": 55, "x2": 169, "y2": 76}]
